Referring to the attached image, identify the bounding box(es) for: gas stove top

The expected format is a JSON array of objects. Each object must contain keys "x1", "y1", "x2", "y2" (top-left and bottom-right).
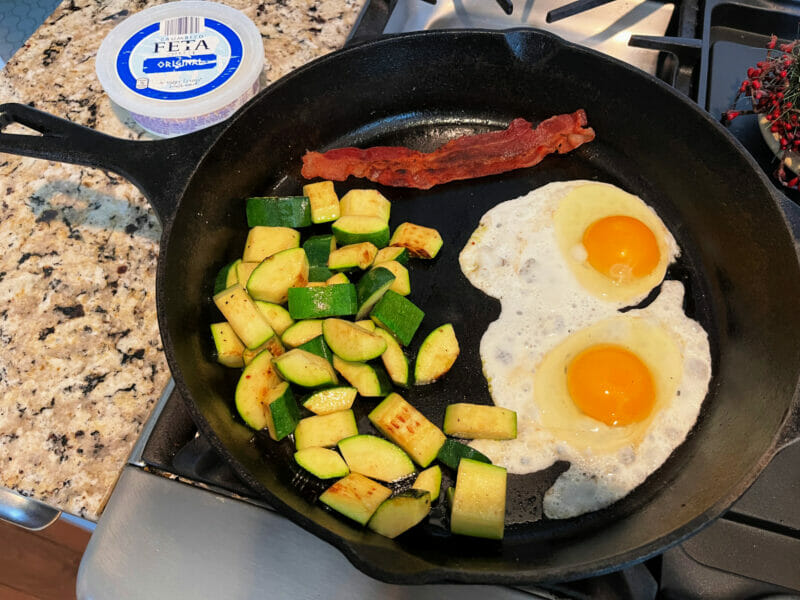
[{"x1": 78, "y1": 2, "x2": 800, "y2": 598}]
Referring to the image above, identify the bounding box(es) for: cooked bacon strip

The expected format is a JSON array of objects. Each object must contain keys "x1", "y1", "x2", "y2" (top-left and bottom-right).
[{"x1": 301, "y1": 110, "x2": 595, "y2": 189}]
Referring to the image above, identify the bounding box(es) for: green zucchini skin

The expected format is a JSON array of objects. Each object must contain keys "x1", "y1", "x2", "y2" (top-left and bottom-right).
[
  {"x1": 436, "y1": 438, "x2": 492, "y2": 470},
  {"x1": 303, "y1": 234, "x2": 336, "y2": 265},
  {"x1": 213, "y1": 259, "x2": 240, "y2": 295},
  {"x1": 370, "y1": 290, "x2": 425, "y2": 346},
  {"x1": 308, "y1": 265, "x2": 335, "y2": 282},
  {"x1": 246, "y1": 196, "x2": 312, "y2": 228},
  {"x1": 269, "y1": 383, "x2": 302, "y2": 440},
  {"x1": 355, "y1": 267, "x2": 396, "y2": 320},
  {"x1": 296, "y1": 334, "x2": 334, "y2": 364},
  {"x1": 287, "y1": 284, "x2": 358, "y2": 319}
]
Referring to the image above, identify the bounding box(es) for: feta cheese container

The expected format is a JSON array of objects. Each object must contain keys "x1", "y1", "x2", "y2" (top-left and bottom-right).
[{"x1": 96, "y1": 1, "x2": 264, "y2": 137}]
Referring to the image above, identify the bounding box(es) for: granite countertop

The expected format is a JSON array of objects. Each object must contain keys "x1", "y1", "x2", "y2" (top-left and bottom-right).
[{"x1": 0, "y1": 0, "x2": 365, "y2": 521}]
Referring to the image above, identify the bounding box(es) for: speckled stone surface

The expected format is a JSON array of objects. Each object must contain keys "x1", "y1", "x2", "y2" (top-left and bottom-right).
[{"x1": 0, "y1": 0, "x2": 365, "y2": 520}]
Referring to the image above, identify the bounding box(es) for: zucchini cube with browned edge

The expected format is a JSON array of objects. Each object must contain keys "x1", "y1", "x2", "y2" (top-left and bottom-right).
[
  {"x1": 339, "y1": 189, "x2": 391, "y2": 222},
  {"x1": 210, "y1": 322, "x2": 245, "y2": 368},
  {"x1": 246, "y1": 247, "x2": 309, "y2": 304},
  {"x1": 319, "y1": 472, "x2": 392, "y2": 526},
  {"x1": 370, "y1": 290, "x2": 424, "y2": 346},
  {"x1": 294, "y1": 410, "x2": 358, "y2": 450},
  {"x1": 332, "y1": 355, "x2": 393, "y2": 397},
  {"x1": 323, "y1": 318, "x2": 387, "y2": 362},
  {"x1": 414, "y1": 323, "x2": 460, "y2": 385},
  {"x1": 213, "y1": 284, "x2": 275, "y2": 349},
  {"x1": 450, "y1": 458, "x2": 507, "y2": 540},
  {"x1": 338, "y1": 435, "x2": 415, "y2": 482},
  {"x1": 242, "y1": 335, "x2": 285, "y2": 365},
  {"x1": 328, "y1": 242, "x2": 378, "y2": 271},
  {"x1": 234, "y1": 349, "x2": 282, "y2": 431},
  {"x1": 372, "y1": 260, "x2": 410, "y2": 296},
  {"x1": 294, "y1": 447, "x2": 349, "y2": 479},
  {"x1": 272, "y1": 349, "x2": 338, "y2": 388},
  {"x1": 368, "y1": 393, "x2": 445, "y2": 467},
  {"x1": 368, "y1": 490, "x2": 431, "y2": 539},
  {"x1": 242, "y1": 226, "x2": 300, "y2": 263},
  {"x1": 444, "y1": 404, "x2": 517, "y2": 440},
  {"x1": 246, "y1": 196, "x2": 311, "y2": 228},
  {"x1": 287, "y1": 284, "x2": 358, "y2": 319},
  {"x1": 389, "y1": 222, "x2": 443, "y2": 258},
  {"x1": 303, "y1": 181, "x2": 341, "y2": 224}
]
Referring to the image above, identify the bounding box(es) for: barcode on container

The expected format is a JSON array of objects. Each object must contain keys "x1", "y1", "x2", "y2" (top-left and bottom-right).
[{"x1": 160, "y1": 16, "x2": 203, "y2": 37}]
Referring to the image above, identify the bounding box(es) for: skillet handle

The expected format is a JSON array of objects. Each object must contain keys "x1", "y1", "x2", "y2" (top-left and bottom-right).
[{"x1": 0, "y1": 102, "x2": 223, "y2": 224}]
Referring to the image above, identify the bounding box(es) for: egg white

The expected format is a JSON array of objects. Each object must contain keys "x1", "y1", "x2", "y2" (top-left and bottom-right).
[{"x1": 458, "y1": 181, "x2": 712, "y2": 519}]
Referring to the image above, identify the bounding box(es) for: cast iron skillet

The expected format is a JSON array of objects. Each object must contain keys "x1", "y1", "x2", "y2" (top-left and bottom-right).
[{"x1": 1, "y1": 30, "x2": 800, "y2": 584}]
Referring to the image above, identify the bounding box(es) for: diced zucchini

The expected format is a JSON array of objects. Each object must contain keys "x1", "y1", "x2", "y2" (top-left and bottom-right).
[
  {"x1": 338, "y1": 435, "x2": 415, "y2": 482},
  {"x1": 213, "y1": 259, "x2": 240, "y2": 294},
  {"x1": 246, "y1": 196, "x2": 312, "y2": 228},
  {"x1": 302, "y1": 386, "x2": 357, "y2": 415},
  {"x1": 373, "y1": 328, "x2": 409, "y2": 386},
  {"x1": 242, "y1": 226, "x2": 300, "y2": 263},
  {"x1": 281, "y1": 319, "x2": 324, "y2": 347},
  {"x1": 210, "y1": 322, "x2": 245, "y2": 368},
  {"x1": 368, "y1": 490, "x2": 431, "y2": 539},
  {"x1": 372, "y1": 260, "x2": 410, "y2": 296},
  {"x1": 436, "y1": 439, "x2": 492, "y2": 470},
  {"x1": 267, "y1": 381, "x2": 301, "y2": 440},
  {"x1": 294, "y1": 447, "x2": 349, "y2": 479},
  {"x1": 303, "y1": 181, "x2": 340, "y2": 224},
  {"x1": 328, "y1": 242, "x2": 378, "y2": 271},
  {"x1": 446, "y1": 486, "x2": 455, "y2": 511},
  {"x1": 412, "y1": 465, "x2": 442, "y2": 502},
  {"x1": 272, "y1": 349, "x2": 338, "y2": 388},
  {"x1": 308, "y1": 265, "x2": 335, "y2": 282},
  {"x1": 326, "y1": 272, "x2": 350, "y2": 285},
  {"x1": 236, "y1": 261, "x2": 260, "y2": 286},
  {"x1": 234, "y1": 349, "x2": 282, "y2": 431},
  {"x1": 303, "y1": 234, "x2": 337, "y2": 265},
  {"x1": 213, "y1": 284, "x2": 275, "y2": 349},
  {"x1": 332, "y1": 216, "x2": 390, "y2": 248},
  {"x1": 450, "y1": 459, "x2": 507, "y2": 540},
  {"x1": 390, "y1": 222, "x2": 443, "y2": 259},
  {"x1": 242, "y1": 336, "x2": 285, "y2": 366},
  {"x1": 323, "y1": 318, "x2": 387, "y2": 362},
  {"x1": 247, "y1": 247, "x2": 309, "y2": 304},
  {"x1": 254, "y1": 301, "x2": 295, "y2": 336},
  {"x1": 306, "y1": 281, "x2": 328, "y2": 288},
  {"x1": 319, "y1": 472, "x2": 391, "y2": 526},
  {"x1": 374, "y1": 246, "x2": 409, "y2": 266},
  {"x1": 370, "y1": 291, "x2": 424, "y2": 346},
  {"x1": 287, "y1": 284, "x2": 358, "y2": 319},
  {"x1": 414, "y1": 324, "x2": 460, "y2": 385},
  {"x1": 355, "y1": 267, "x2": 395, "y2": 320},
  {"x1": 332, "y1": 355, "x2": 393, "y2": 397},
  {"x1": 296, "y1": 334, "x2": 334, "y2": 364},
  {"x1": 294, "y1": 409, "x2": 358, "y2": 450},
  {"x1": 368, "y1": 393, "x2": 446, "y2": 467},
  {"x1": 339, "y1": 189, "x2": 391, "y2": 222},
  {"x1": 443, "y1": 404, "x2": 517, "y2": 440},
  {"x1": 355, "y1": 319, "x2": 376, "y2": 332}
]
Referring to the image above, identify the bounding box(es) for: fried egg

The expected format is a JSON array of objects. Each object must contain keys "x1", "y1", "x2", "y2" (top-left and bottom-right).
[{"x1": 458, "y1": 181, "x2": 711, "y2": 519}]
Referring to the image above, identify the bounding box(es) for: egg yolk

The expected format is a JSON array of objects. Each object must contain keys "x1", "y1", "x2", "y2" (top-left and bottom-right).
[
  {"x1": 566, "y1": 344, "x2": 655, "y2": 426},
  {"x1": 582, "y1": 216, "x2": 660, "y2": 283}
]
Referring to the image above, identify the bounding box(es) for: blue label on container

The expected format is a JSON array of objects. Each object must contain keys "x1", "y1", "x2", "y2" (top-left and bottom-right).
[
  {"x1": 142, "y1": 54, "x2": 218, "y2": 74},
  {"x1": 116, "y1": 17, "x2": 243, "y2": 101}
]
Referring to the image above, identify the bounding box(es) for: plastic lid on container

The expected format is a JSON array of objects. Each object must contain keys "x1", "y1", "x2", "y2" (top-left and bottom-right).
[{"x1": 96, "y1": 1, "x2": 263, "y2": 121}]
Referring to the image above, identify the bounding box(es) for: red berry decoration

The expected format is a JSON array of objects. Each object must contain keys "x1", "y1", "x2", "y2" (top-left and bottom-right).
[{"x1": 724, "y1": 35, "x2": 800, "y2": 189}]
